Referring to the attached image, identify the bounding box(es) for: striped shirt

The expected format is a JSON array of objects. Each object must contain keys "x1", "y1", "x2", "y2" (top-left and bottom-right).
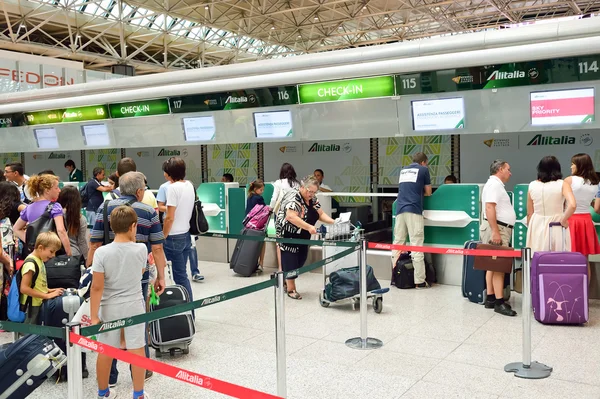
[{"x1": 90, "y1": 195, "x2": 164, "y2": 252}]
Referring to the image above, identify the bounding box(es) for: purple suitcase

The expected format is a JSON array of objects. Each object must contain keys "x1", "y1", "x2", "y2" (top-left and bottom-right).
[{"x1": 531, "y1": 222, "x2": 588, "y2": 324}]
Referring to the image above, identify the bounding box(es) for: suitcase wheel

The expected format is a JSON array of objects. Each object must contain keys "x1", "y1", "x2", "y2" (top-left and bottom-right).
[
  {"x1": 373, "y1": 297, "x2": 383, "y2": 314},
  {"x1": 155, "y1": 350, "x2": 162, "y2": 358},
  {"x1": 318, "y1": 293, "x2": 329, "y2": 308},
  {"x1": 182, "y1": 347, "x2": 190, "y2": 355}
]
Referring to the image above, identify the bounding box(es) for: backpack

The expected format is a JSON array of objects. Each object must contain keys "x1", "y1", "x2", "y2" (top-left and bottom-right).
[
  {"x1": 391, "y1": 252, "x2": 436, "y2": 289},
  {"x1": 24, "y1": 202, "x2": 56, "y2": 256},
  {"x1": 7, "y1": 259, "x2": 39, "y2": 322},
  {"x1": 189, "y1": 184, "x2": 209, "y2": 235},
  {"x1": 103, "y1": 198, "x2": 136, "y2": 245},
  {"x1": 243, "y1": 204, "x2": 271, "y2": 231},
  {"x1": 79, "y1": 183, "x2": 89, "y2": 208}
]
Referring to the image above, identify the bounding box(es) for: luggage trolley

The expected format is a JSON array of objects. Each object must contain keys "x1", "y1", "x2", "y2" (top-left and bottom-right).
[{"x1": 318, "y1": 222, "x2": 388, "y2": 313}]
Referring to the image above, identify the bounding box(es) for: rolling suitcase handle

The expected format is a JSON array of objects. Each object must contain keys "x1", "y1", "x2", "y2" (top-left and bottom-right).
[{"x1": 548, "y1": 222, "x2": 567, "y2": 251}]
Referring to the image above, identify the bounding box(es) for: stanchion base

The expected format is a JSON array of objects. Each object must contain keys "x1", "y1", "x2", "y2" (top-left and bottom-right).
[
  {"x1": 504, "y1": 361, "x2": 553, "y2": 379},
  {"x1": 345, "y1": 337, "x2": 383, "y2": 350}
]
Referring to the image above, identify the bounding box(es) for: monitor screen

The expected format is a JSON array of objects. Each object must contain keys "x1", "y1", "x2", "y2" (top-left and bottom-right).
[
  {"x1": 253, "y1": 110, "x2": 293, "y2": 138},
  {"x1": 411, "y1": 97, "x2": 465, "y2": 131},
  {"x1": 81, "y1": 124, "x2": 111, "y2": 147},
  {"x1": 530, "y1": 88, "x2": 595, "y2": 126},
  {"x1": 33, "y1": 127, "x2": 59, "y2": 149},
  {"x1": 182, "y1": 116, "x2": 216, "y2": 141}
]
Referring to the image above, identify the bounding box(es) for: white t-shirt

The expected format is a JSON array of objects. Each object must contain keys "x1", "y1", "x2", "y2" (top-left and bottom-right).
[
  {"x1": 482, "y1": 175, "x2": 516, "y2": 225},
  {"x1": 571, "y1": 176, "x2": 598, "y2": 214},
  {"x1": 269, "y1": 178, "x2": 300, "y2": 208},
  {"x1": 320, "y1": 183, "x2": 332, "y2": 191},
  {"x1": 166, "y1": 180, "x2": 196, "y2": 235}
]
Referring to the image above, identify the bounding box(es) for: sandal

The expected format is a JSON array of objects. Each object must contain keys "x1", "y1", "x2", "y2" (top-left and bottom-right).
[{"x1": 287, "y1": 290, "x2": 302, "y2": 300}]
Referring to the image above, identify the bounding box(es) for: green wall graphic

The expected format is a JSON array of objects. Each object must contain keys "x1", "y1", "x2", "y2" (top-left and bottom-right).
[
  {"x1": 85, "y1": 149, "x2": 118, "y2": 179},
  {"x1": 207, "y1": 143, "x2": 258, "y2": 185},
  {"x1": 379, "y1": 136, "x2": 452, "y2": 186},
  {"x1": 0, "y1": 153, "x2": 21, "y2": 167}
]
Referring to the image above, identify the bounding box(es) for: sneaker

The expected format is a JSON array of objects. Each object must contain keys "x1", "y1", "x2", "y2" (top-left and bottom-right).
[
  {"x1": 98, "y1": 388, "x2": 118, "y2": 398},
  {"x1": 484, "y1": 300, "x2": 495, "y2": 309},
  {"x1": 494, "y1": 302, "x2": 517, "y2": 317},
  {"x1": 192, "y1": 274, "x2": 204, "y2": 282},
  {"x1": 136, "y1": 393, "x2": 151, "y2": 399},
  {"x1": 145, "y1": 370, "x2": 154, "y2": 381},
  {"x1": 108, "y1": 380, "x2": 117, "y2": 388},
  {"x1": 415, "y1": 282, "x2": 430, "y2": 289}
]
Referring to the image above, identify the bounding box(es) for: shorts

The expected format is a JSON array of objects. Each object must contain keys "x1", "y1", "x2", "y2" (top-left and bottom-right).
[
  {"x1": 480, "y1": 220, "x2": 512, "y2": 247},
  {"x1": 97, "y1": 299, "x2": 146, "y2": 350}
]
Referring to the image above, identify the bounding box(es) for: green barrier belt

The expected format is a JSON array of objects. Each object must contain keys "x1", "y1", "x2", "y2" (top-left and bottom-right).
[
  {"x1": 0, "y1": 320, "x2": 65, "y2": 339},
  {"x1": 81, "y1": 245, "x2": 359, "y2": 336},
  {"x1": 202, "y1": 231, "x2": 358, "y2": 247},
  {"x1": 284, "y1": 246, "x2": 359, "y2": 279}
]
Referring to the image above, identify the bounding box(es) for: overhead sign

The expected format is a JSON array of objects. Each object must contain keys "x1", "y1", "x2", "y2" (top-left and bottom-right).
[
  {"x1": 298, "y1": 76, "x2": 395, "y2": 104},
  {"x1": 253, "y1": 110, "x2": 293, "y2": 138},
  {"x1": 169, "y1": 86, "x2": 297, "y2": 113},
  {"x1": 23, "y1": 105, "x2": 109, "y2": 125},
  {"x1": 109, "y1": 99, "x2": 170, "y2": 119},
  {"x1": 0, "y1": 114, "x2": 24, "y2": 128},
  {"x1": 530, "y1": 88, "x2": 595, "y2": 126},
  {"x1": 411, "y1": 97, "x2": 465, "y2": 131},
  {"x1": 396, "y1": 54, "x2": 600, "y2": 95}
]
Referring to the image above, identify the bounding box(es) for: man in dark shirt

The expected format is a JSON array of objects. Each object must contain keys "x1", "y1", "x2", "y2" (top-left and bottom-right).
[
  {"x1": 86, "y1": 167, "x2": 113, "y2": 227},
  {"x1": 394, "y1": 152, "x2": 432, "y2": 288}
]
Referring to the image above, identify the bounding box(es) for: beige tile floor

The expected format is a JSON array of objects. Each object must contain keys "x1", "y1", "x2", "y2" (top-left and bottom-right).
[{"x1": 2, "y1": 261, "x2": 600, "y2": 399}]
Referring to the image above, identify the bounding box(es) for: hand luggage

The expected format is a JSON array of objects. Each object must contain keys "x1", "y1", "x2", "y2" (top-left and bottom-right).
[
  {"x1": 0, "y1": 334, "x2": 67, "y2": 399},
  {"x1": 462, "y1": 241, "x2": 510, "y2": 304},
  {"x1": 392, "y1": 253, "x2": 437, "y2": 289},
  {"x1": 531, "y1": 223, "x2": 589, "y2": 324},
  {"x1": 150, "y1": 285, "x2": 194, "y2": 357},
  {"x1": 243, "y1": 204, "x2": 272, "y2": 231},
  {"x1": 230, "y1": 228, "x2": 265, "y2": 277},
  {"x1": 45, "y1": 255, "x2": 83, "y2": 289},
  {"x1": 324, "y1": 265, "x2": 381, "y2": 301},
  {"x1": 24, "y1": 202, "x2": 56, "y2": 256}
]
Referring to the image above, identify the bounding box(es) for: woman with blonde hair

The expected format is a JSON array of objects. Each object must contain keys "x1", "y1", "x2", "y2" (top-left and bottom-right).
[{"x1": 13, "y1": 174, "x2": 72, "y2": 256}]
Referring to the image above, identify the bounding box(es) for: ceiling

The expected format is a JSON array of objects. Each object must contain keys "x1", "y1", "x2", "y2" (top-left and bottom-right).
[{"x1": 0, "y1": 0, "x2": 598, "y2": 75}]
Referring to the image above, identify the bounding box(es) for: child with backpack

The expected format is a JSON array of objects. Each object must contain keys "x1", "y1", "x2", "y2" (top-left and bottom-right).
[
  {"x1": 90, "y1": 206, "x2": 149, "y2": 399},
  {"x1": 245, "y1": 179, "x2": 266, "y2": 215},
  {"x1": 16, "y1": 232, "x2": 64, "y2": 324}
]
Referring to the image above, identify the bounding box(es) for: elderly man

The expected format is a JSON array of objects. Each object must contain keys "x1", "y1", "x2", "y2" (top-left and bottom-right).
[
  {"x1": 87, "y1": 171, "x2": 167, "y2": 385},
  {"x1": 481, "y1": 159, "x2": 517, "y2": 317}
]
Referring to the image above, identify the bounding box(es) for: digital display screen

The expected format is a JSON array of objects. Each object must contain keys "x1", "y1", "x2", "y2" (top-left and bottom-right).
[
  {"x1": 182, "y1": 116, "x2": 216, "y2": 141},
  {"x1": 253, "y1": 110, "x2": 293, "y2": 138},
  {"x1": 33, "y1": 127, "x2": 59, "y2": 149},
  {"x1": 81, "y1": 124, "x2": 111, "y2": 147},
  {"x1": 411, "y1": 97, "x2": 465, "y2": 131},
  {"x1": 530, "y1": 88, "x2": 595, "y2": 126}
]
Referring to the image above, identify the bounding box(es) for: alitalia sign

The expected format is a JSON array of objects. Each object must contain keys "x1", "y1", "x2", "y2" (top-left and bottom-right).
[
  {"x1": 307, "y1": 142, "x2": 352, "y2": 153},
  {"x1": 527, "y1": 134, "x2": 575, "y2": 146}
]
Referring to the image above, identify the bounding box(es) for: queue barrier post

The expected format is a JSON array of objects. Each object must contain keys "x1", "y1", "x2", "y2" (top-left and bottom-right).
[
  {"x1": 66, "y1": 322, "x2": 84, "y2": 399},
  {"x1": 504, "y1": 247, "x2": 552, "y2": 379},
  {"x1": 273, "y1": 272, "x2": 288, "y2": 398},
  {"x1": 345, "y1": 238, "x2": 383, "y2": 350}
]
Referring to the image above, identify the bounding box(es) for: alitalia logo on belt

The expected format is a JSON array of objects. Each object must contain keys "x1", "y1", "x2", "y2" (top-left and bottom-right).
[
  {"x1": 98, "y1": 319, "x2": 126, "y2": 331},
  {"x1": 176, "y1": 371, "x2": 206, "y2": 387}
]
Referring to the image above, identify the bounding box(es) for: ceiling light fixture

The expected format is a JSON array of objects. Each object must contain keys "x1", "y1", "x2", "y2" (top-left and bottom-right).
[
  {"x1": 271, "y1": 26, "x2": 275, "y2": 30},
  {"x1": 205, "y1": 5, "x2": 209, "y2": 9}
]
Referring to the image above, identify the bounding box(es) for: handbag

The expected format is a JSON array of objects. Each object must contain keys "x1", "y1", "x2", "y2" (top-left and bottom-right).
[
  {"x1": 45, "y1": 255, "x2": 83, "y2": 289},
  {"x1": 189, "y1": 184, "x2": 209, "y2": 235},
  {"x1": 473, "y1": 243, "x2": 514, "y2": 273},
  {"x1": 25, "y1": 202, "x2": 56, "y2": 255}
]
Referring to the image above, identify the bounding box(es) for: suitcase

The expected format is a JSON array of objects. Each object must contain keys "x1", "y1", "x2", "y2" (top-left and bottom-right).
[
  {"x1": 462, "y1": 240, "x2": 510, "y2": 304},
  {"x1": 392, "y1": 253, "x2": 437, "y2": 289},
  {"x1": 531, "y1": 223, "x2": 589, "y2": 324},
  {"x1": 0, "y1": 334, "x2": 67, "y2": 399},
  {"x1": 230, "y1": 228, "x2": 265, "y2": 277},
  {"x1": 45, "y1": 255, "x2": 82, "y2": 289},
  {"x1": 324, "y1": 265, "x2": 381, "y2": 301},
  {"x1": 150, "y1": 285, "x2": 194, "y2": 357},
  {"x1": 40, "y1": 289, "x2": 87, "y2": 381}
]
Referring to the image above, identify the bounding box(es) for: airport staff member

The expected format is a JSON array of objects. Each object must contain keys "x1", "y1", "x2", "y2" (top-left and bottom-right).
[
  {"x1": 480, "y1": 159, "x2": 517, "y2": 317},
  {"x1": 314, "y1": 169, "x2": 332, "y2": 192},
  {"x1": 64, "y1": 160, "x2": 84, "y2": 182},
  {"x1": 393, "y1": 152, "x2": 432, "y2": 289}
]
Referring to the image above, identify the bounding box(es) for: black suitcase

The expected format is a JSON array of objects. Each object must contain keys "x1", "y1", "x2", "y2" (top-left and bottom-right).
[
  {"x1": 150, "y1": 285, "x2": 194, "y2": 357},
  {"x1": 462, "y1": 240, "x2": 510, "y2": 304},
  {"x1": 392, "y1": 253, "x2": 437, "y2": 289},
  {"x1": 0, "y1": 334, "x2": 67, "y2": 398},
  {"x1": 230, "y1": 228, "x2": 265, "y2": 277},
  {"x1": 324, "y1": 265, "x2": 381, "y2": 301},
  {"x1": 45, "y1": 255, "x2": 82, "y2": 289}
]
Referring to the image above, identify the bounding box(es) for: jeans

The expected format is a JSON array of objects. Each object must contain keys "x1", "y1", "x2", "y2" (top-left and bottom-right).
[
  {"x1": 187, "y1": 234, "x2": 200, "y2": 276},
  {"x1": 164, "y1": 233, "x2": 194, "y2": 303},
  {"x1": 109, "y1": 270, "x2": 150, "y2": 384}
]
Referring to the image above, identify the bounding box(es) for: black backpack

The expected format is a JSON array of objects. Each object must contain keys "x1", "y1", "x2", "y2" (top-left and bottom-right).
[
  {"x1": 24, "y1": 202, "x2": 57, "y2": 257},
  {"x1": 79, "y1": 183, "x2": 89, "y2": 208},
  {"x1": 392, "y1": 253, "x2": 436, "y2": 289},
  {"x1": 102, "y1": 198, "x2": 136, "y2": 245},
  {"x1": 189, "y1": 184, "x2": 209, "y2": 235}
]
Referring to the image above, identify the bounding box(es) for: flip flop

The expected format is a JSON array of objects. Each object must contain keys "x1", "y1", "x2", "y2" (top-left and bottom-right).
[{"x1": 287, "y1": 290, "x2": 302, "y2": 300}]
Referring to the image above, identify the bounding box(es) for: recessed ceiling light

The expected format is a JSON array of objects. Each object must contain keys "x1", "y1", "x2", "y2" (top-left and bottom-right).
[
  {"x1": 19, "y1": 24, "x2": 26, "y2": 28},
  {"x1": 314, "y1": 16, "x2": 318, "y2": 20},
  {"x1": 363, "y1": 6, "x2": 367, "y2": 9},
  {"x1": 271, "y1": 26, "x2": 275, "y2": 30},
  {"x1": 204, "y1": 5, "x2": 209, "y2": 9},
  {"x1": 384, "y1": 16, "x2": 389, "y2": 20},
  {"x1": 297, "y1": 35, "x2": 301, "y2": 38}
]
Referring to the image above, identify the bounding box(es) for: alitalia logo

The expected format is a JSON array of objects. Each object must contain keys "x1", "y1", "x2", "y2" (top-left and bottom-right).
[
  {"x1": 487, "y1": 68, "x2": 539, "y2": 81},
  {"x1": 48, "y1": 152, "x2": 66, "y2": 159},
  {"x1": 308, "y1": 142, "x2": 352, "y2": 153},
  {"x1": 98, "y1": 319, "x2": 126, "y2": 331},
  {"x1": 527, "y1": 134, "x2": 575, "y2": 146},
  {"x1": 225, "y1": 94, "x2": 256, "y2": 104},
  {"x1": 157, "y1": 149, "x2": 180, "y2": 156},
  {"x1": 201, "y1": 295, "x2": 223, "y2": 306},
  {"x1": 176, "y1": 370, "x2": 205, "y2": 386},
  {"x1": 78, "y1": 337, "x2": 98, "y2": 351}
]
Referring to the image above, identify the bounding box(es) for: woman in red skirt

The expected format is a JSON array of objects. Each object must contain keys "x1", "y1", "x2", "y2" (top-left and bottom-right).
[{"x1": 565, "y1": 153, "x2": 600, "y2": 279}]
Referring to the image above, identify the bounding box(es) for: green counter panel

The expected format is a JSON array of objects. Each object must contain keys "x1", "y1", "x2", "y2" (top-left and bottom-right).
[
  {"x1": 424, "y1": 221, "x2": 480, "y2": 245},
  {"x1": 197, "y1": 183, "x2": 226, "y2": 209},
  {"x1": 591, "y1": 206, "x2": 600, "y2": 238},
  {"x1": 228, "y1": 188, "x2": 247, "y2": 234}
]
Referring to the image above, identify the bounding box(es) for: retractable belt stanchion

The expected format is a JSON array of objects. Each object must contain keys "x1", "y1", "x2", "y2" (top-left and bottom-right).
[
  {"x1": 273, "y1": 272, "x2": 288, "y2": 398},
  {"x1": 505, "y1": 247, "x2": 552, "y2": 379},
  {"x1": 346, "y1": 238, "x2": 383, "y2": 350},
  {"x1": 66, "y1": 322, "x2": 84, "y2": 399}
]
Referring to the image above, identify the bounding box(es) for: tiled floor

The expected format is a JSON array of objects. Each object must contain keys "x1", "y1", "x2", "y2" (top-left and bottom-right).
[{"x1": 2, "y1": 261, "x2": 600, "y2": 399}]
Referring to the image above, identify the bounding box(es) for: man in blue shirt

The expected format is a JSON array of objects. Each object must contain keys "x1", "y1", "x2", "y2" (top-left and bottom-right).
[{"x1": 394, "y1": 152, "x2": 432, "y2": 288}]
